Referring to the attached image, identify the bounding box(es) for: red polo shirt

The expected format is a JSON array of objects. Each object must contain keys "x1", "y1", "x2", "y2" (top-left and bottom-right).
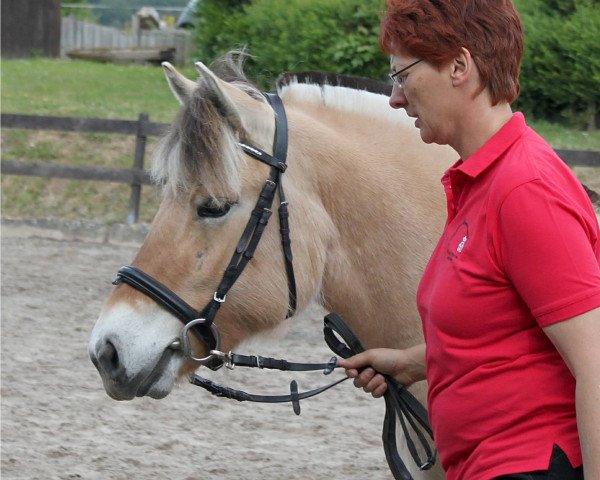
[{"x1": 417, "y1": 113, "x2": 600, "y2": 479}]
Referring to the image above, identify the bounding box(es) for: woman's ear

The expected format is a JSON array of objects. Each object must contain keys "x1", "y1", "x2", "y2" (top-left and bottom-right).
[{"x1": 450, "y1": 47, "x2": 475, "y2": 87}]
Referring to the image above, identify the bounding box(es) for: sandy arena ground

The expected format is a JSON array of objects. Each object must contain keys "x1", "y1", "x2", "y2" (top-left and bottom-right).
[{"x1": 1, "y1": 221, "x2": 393, "y2": 480}]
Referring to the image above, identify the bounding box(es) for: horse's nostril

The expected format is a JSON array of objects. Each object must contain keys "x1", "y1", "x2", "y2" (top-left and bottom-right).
[{"x1": 96, "y1": 340, "x2": 124, "y2": 380}]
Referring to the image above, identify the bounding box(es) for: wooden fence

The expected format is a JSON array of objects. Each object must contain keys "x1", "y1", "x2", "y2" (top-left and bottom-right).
[
  {"x1": 1, "y1": 113, "x2": 167, "y2": 225},
  {"x1": 1, "y1": 112, "x2": 599, "y2": 224},
  {"x1": 60, "y1": 17, "x2": 193, "y2": 65}
]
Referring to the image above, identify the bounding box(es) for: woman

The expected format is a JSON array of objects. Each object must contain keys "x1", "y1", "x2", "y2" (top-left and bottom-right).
[{"x1": 337, "y1": 1, "x2": 600, "y2": 479}]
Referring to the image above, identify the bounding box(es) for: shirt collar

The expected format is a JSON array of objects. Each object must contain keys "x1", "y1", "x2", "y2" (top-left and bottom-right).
[{"x1": 450, "y1": 112, "x2": 528, "y2": 179}]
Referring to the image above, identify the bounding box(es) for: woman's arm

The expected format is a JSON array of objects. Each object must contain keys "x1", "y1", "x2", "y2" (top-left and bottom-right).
[
  {"x1": 336, "y1": 344, "x2": 427, "y2": 398},
  {"x1": 543, "y1": 306, "x2": 600, "y2": 479}
]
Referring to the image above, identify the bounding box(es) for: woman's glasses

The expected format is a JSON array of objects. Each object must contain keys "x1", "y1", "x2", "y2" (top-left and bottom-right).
[{"x1": 389, "y1": 59, "x2": 423, "y2": 89}]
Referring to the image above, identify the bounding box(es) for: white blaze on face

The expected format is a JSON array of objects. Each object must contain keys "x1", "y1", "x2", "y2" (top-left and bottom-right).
[{"x1": 88, "y1": 301, "x2": 185, "y2": 400}]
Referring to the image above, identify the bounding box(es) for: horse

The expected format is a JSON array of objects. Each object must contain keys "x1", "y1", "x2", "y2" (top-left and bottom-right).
[{"x1": 88, "y1": 54, "x2": 457, "y2": 479}]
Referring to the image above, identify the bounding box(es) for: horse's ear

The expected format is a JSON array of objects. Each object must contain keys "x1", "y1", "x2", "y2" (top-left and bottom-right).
[
  {"x1": 194, "y1": 61, "x2": 247, "y2": 134},
  {"x1": 162, "y1": 62, "x2": 196, "y2": 105}
]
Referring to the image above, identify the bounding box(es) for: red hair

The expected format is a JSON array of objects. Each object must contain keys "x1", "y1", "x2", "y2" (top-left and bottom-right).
[{"x1": 380, "y1": 0, "x2": 524, "y2": 105}]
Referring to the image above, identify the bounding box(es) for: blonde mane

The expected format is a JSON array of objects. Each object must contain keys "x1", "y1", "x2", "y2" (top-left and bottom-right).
[{"x1": 279, "y1": 80, "x2": 413, "y2": 128}]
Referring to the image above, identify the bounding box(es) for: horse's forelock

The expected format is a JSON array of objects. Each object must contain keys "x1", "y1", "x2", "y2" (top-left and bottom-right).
[{"x1": 152, "y1": 75, "x2": 258, "y2": 200}]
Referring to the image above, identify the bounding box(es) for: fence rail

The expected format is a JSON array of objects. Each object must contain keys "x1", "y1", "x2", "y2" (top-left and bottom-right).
[
  {"x1": 2, "y1": 113, "x2": 166, "y2": 136},
  {"x1": 1, "y1": 112, "x2": 599, "y2": 224},
  {"x1": 0, "y1": 160, "x2": 151, "y2": 185},
  {"x1": 554, "y1": 149, "x2": 600, "y2": 168}
]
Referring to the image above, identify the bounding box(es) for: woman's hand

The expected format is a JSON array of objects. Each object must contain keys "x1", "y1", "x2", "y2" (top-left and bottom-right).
[{"x1": 336, "y1": 344, "x2": 427, "y2": 398}]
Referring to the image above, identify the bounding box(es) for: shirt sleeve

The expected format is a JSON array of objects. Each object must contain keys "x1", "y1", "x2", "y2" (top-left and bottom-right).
[{"x1": 496, "y1": 179, "x2": 600, "y2": 326}]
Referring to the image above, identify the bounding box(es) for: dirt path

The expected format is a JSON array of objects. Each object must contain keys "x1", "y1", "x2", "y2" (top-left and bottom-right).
[{"x1": 1, "y1": 222, "x2": 392, "y2": 480}]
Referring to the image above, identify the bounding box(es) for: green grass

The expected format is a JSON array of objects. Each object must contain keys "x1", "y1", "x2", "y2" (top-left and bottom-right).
[
  {"x1": 1, "y1": 58, "x2": 598, "y2": 224},
  {"x1": 1, "y1": 58, "x2": 196, "y2": 122},
  {"x1": 528, "y1": 119, "x2": 600, "y2": 151}
]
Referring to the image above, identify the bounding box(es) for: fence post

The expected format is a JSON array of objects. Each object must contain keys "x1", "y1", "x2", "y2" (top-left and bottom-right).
[{"x1": 128, "y1": 112, "x2": 148, "y2": 225}]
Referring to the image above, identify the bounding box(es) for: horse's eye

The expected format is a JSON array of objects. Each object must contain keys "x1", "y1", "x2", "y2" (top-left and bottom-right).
[{"x1": 197, "y1": 200, "x2": 234, "y2": 218}]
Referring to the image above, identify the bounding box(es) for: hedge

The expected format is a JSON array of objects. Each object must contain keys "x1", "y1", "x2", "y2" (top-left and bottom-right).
[{"x1": 194, "y1": 0, "x2": 599, "y2": 129}]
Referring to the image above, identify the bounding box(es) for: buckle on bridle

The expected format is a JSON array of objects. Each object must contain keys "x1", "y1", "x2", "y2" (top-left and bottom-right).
[{"x1": 213, "y1": 292, "x2": 226, "y2": 303}]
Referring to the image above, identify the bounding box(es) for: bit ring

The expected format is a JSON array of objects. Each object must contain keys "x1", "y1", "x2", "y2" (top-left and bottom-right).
[{"x1": 180, "y1": 318, "x2": 221, "y2": 364}]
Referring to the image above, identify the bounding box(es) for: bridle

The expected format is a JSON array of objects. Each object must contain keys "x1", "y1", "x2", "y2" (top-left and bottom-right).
[
  {"x1": 113, "y1": 93, "x2": 296, "y2": 370},
  {"x1": 111, "y1": 92, "x2": 436, "y2": 479}
]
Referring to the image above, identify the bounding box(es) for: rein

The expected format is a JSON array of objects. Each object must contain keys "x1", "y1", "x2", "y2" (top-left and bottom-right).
[
  {"x1": 112, "y1": 92, "x2": 435, "y2": 479},
  {"x1": 192, "y1": 312, "x2": 436, "y2": 479}
]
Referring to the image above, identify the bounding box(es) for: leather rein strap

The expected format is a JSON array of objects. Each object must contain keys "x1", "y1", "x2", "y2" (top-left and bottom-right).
[
  {"x1": 324, "y1": 313, "x2": 436, "y2": 478},
  {"x1": 190, "y1": 312, "x2": 435, "y2": 479}
]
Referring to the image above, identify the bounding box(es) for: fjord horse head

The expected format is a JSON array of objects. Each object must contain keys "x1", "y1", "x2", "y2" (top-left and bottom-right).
[{"x1": 89, "y1": 55, "x2": 453, "y2": 405}]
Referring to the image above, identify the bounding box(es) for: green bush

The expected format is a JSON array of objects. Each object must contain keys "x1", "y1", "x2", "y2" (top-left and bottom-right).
[
  {"x1": 195, "y1": 0, "x2": 598, "y2": 129},
  {"x1": 194, "y1": 0, "x2": 249, "y2": 61},
  {"x1": 514, "y1": 0, "x2": 599, "y2": 128},
  {"x1": 195, "y1": 0, "x2": 387, "y2": 90}
]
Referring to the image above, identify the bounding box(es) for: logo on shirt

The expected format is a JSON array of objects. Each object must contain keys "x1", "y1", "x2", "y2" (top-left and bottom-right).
[{"x1": 446, "y1": 221, "x2": 469, "y2": 261}]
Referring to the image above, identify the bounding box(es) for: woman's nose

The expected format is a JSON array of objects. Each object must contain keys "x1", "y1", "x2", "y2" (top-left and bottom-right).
[{"x1": 389, "y1": 85, "x2": 408, "y2": 109}]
